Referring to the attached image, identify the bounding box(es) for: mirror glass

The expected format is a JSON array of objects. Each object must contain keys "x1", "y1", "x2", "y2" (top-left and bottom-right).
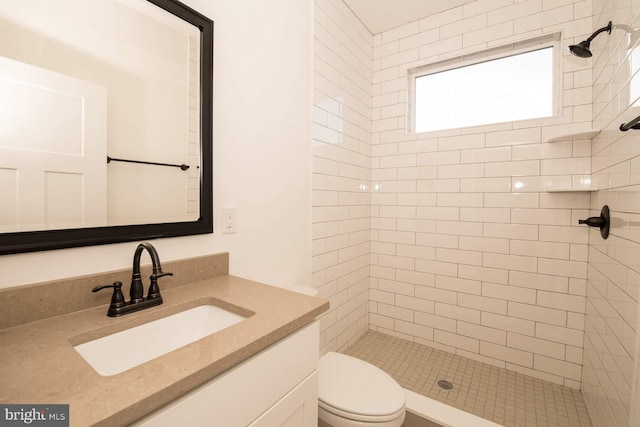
[{"x1": 0, "y1": 0, "x2": 213, "y2": 254}]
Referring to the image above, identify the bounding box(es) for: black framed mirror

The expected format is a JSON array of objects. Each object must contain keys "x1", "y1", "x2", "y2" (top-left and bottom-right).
[{"x1": 0, "y1": 0, "x2": 213, "y2": 255}]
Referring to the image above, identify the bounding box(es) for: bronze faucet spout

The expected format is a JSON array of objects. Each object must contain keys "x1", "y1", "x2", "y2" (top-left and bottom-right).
[
  {"x1": 93, "y1": 242, "x2": 172, "y2": 317},
  {"x1": 130, "y1": 242, "x2": 169, "y2": 303}
]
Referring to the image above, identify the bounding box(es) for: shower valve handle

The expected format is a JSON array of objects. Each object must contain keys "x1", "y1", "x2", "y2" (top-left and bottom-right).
[
  {"x1": 578, "y1": 217, "x2": 604, "y2": 227},
  {"x1": 578, "y1": 205, "x2": 610, "y2": 239}
]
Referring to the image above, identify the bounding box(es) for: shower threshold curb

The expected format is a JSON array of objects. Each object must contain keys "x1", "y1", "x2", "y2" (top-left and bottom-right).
[{"x1": 405, "y1": 389, "x2": 504, "y2": 427}]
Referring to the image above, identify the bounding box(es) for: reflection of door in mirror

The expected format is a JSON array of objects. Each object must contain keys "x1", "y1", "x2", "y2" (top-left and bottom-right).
[
  {"x1": 0, "y1": 0, "x2": 201, "y2": 231},
  {"x1": 0, "y1": 57, "x2": 107, "y2": 233}
]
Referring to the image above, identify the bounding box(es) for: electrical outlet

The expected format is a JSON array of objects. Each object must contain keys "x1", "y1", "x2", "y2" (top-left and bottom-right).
[{"x1": 221, "y1": 208, "x2": 236, "y2": 234}]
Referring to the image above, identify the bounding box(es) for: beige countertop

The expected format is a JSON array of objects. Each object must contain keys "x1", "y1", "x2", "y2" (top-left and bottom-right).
[{"x1": 0, "y1": 275, "x2": 329, "y2": 426}]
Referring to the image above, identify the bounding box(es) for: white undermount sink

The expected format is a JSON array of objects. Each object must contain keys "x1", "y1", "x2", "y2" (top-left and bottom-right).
[{"x1": 74, "y1": 304, "x2": 248, "y2": 376}]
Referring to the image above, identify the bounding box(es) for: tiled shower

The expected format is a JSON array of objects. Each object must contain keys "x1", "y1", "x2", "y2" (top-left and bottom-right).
[{"x1": 312, "y1": 0, "x2": 640, "y2": 425}]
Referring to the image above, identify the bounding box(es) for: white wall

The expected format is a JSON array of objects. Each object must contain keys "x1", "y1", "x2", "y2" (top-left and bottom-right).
[{"x1": 0, "y1": 0, "x2": 313, "y2": 290}]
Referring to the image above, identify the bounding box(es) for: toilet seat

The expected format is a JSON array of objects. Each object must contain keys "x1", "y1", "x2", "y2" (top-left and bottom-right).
[
  {"x1": 318, "y1": 352, "x2": 405, "y2": 423},
  {"x1": 319, "y1": 401, "x2": 405, "y2": 423}
]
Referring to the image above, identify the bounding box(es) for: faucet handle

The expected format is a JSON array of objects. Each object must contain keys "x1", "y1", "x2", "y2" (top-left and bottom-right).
[
  {"x1": 150, "y1": 271, "x2": 173, "y2": 279},
  {"x1": 147, "y1": 271, "x2": 173, "y2": 300},
  {"x1": 92, "y1": 282, "x2": 126, "y2": 314}
]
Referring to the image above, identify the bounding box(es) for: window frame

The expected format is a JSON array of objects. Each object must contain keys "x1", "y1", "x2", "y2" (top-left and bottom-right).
[{"x1": 408, "y1": 33, "x2": 562, "y2": 134}]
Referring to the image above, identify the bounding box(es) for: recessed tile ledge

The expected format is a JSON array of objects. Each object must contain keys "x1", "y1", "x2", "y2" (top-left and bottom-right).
[
  {"x1": 544, "y1": 128, "x2": 600, "y2": 143},
  {"x1": 545, "y1": 187, "x2": 599, "y2": 192}
]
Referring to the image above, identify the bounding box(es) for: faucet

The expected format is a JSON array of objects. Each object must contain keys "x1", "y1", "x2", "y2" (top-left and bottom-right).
[
  {"x1": 92, "y1": 242, "x2": 173, "y2": 317},
  {"x1": 129, "y1": 242, "x2": 173, "y2": 303}
]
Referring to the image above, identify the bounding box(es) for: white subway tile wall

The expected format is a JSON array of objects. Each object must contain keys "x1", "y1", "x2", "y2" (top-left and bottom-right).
[
  {"x1": 313, "y1": 0, "x2": 373, "y2": 353},
  {"x1": 370, "y1": 0, "x2": 593, "y2": 391},
  {"x1": 583, "y1": 0, "x2": 640, "y2": 426}
]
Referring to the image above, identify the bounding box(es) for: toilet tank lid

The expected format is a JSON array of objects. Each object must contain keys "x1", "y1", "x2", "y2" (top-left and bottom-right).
[{"x1": 319, "y1": 352, "x2": 405, "y2": 417}]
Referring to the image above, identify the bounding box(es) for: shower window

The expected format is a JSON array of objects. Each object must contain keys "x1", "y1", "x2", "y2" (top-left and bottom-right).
[{"x1": 409, "y1": 33, "x2": 560, "y2": 134}]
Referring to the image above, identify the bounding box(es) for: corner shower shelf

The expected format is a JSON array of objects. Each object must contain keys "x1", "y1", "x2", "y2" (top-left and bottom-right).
[
  {"x1": 545, "y1": 187, "x2": 599, "y2": 193},
  {"x1": 545, "y1": 129, "x2": 600, "y2": 143}
]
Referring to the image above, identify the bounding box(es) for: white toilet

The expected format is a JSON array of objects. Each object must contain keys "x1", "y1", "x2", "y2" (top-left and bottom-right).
[
  {"x1": 318, "y1": 352, "x2": 406, "y2": 427},
  {"x1": 286, "y1": 286, "x2": 406, "y2": 427}
]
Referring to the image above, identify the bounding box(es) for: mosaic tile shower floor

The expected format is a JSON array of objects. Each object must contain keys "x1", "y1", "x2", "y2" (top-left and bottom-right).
[{"x1": 343, "y1": 330, "x2": 592, "y2": 427}]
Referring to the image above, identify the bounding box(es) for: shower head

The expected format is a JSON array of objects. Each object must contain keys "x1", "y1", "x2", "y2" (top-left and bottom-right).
[
  {"x1": 568, "y1": 40, "x2": 593, "y2": 58},
  {"x1": 569, "y1": 21, "x2": 612, "y2": 58}
]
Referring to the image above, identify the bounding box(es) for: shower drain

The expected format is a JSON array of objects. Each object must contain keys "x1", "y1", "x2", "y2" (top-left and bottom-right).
[{"x1": 437, "y1": 380, "x2": 454, "y2": 390}]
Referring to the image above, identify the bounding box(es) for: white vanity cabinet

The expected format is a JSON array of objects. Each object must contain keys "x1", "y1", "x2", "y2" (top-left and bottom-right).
[{"x1": 132, "y1": 321, "x2": 319, "y2": 427}]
